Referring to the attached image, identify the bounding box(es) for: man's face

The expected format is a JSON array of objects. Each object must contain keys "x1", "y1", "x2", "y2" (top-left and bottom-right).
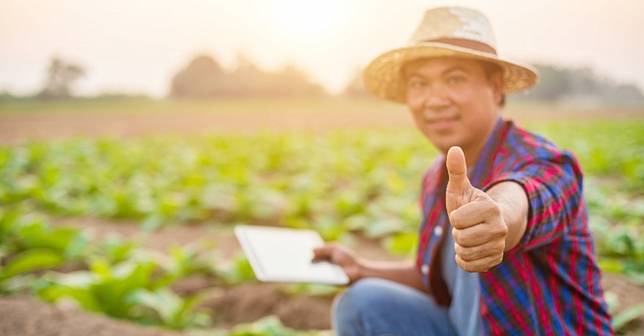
[{"x1": 403, "y1": 57, "x2": 503, "y2": 153}]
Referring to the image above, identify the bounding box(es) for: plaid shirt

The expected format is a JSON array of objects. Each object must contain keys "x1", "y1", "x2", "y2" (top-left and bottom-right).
[{"x1": 415, "y1": 118, "x2": 612, "y2": 335}]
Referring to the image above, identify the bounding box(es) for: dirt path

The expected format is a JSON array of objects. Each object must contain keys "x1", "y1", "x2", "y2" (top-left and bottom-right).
[
  {"x1": 0, "y1": 296, "x2": 181, "y2": 336},
  {"x1": 2, "y1": 99, "x2": 641, "y2": 144},
  {"x1": 0, "y1": 100, "x2": 410, "y2": 144}
]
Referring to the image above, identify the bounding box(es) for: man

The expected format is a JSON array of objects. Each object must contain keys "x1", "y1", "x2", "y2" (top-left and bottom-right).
[{"x1": 312, "y1": 6, "x2": 612, "y2": 335}]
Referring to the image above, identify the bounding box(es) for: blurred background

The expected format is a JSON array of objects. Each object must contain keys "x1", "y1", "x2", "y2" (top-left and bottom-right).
[{"x1": 1, "y1": 1, "x2": 642, "y2": 335}]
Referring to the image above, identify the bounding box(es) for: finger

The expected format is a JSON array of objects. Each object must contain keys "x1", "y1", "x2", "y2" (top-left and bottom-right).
[
  {"x1": 311, "y1": 244, "x2": 335, "y2": 262},
  {"x1": 446, "y1": 146, "x2": 469, "y2": 193},
  {"x1": 454, "y1": 240, "x2": 505, "y2": 262},
  {"x1": 449, "y1": 199, "x2": 499, "y2": 230},
  {"x1": 452, "y1": 223, "x2": 507, "y2": 247},
  {"x1": 445, "y1": 146, "x2": 471, "y2": 213},
  {"x1": 455, "y1": 253, "x2": 503, "y2": 272}
]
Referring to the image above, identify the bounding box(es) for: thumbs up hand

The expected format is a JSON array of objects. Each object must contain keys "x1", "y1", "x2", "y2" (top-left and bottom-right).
[{"x1": 446, "y1": 146, "x2": 508, "y2": 272}]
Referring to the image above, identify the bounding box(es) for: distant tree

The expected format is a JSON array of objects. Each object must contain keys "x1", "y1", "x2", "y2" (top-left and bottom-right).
[
  {"x1": 229, "y1": 54, "x2": 324, "y2": 97},
  {"x1": 0, "y1": 90, "x2": 17, "y2": 102},
  {"x1": 227, "y1": 52, "x2": 270, "y2": 96},
  {"x1": 520, "y1": 64, "x2": 570, "y2": 101},
  {"x1": 168, "y1": 52, "x2": 326, "y2": 98},
  {"x1": 169, "y1": 55, "x2": 226, "y2": 98},
  {"x1": 37, "y1": 57, "x2": 86, "y2": 99},
  {"x1": 342, "y1": 69, "x2": 370, "y2": 97},
  {"x1": 513, "y1": 64, "x2": 644, "y2": 106},
  {"x1": 270, "y1": 63, "x2": 325, "y2": 96}
]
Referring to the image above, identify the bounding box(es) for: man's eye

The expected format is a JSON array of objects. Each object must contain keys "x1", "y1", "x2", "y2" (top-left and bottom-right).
[
  {"x1": 408, "y1": 80, "x2": 425, "y2": 89},
  {"x1": 446, "y1": 76, "x2": 465, "y2": 85}
]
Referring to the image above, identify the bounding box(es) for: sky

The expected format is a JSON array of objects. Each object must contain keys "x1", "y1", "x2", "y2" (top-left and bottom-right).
[{"x1": 1, "y1": 0, "x2": 643, "y2": 97}]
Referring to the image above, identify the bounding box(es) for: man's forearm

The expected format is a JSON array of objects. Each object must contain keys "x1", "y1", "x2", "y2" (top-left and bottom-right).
[
  {"x1": 351, "y1": 183, "x2": 526, "y2": 292},
  {"x1": 487, "y1": 181, "x2": 529, "y2": 251},
  {"x1": 357, "y1": 260, "x2": 429, "y2": 293}
]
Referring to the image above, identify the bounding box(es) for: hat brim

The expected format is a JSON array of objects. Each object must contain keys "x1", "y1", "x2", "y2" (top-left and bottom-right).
[{"x1": 362, "y1": 42, "x2": 538, "y2": 104}]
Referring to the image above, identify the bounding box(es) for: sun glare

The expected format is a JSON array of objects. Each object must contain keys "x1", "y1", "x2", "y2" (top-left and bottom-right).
[{"x1": 268, "y1": 0, "x2": 349, "y2": 42}]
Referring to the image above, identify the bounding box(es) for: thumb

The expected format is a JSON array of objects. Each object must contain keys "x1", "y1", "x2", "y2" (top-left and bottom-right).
[
  {"x1": 445, "y1": 146, "x2": 471, "y2": 213},
  {"x1": 311, "y1": 244, "x2": 335, "y2": 262}
]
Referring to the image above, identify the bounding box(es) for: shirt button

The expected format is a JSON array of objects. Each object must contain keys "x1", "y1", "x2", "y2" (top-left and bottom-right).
[
  {"x1": 421, "y1": 264, "x2": 429, "y2": 275},
  {"x1": 433, "y1": 226, "x2": 443, "y2": 237}
]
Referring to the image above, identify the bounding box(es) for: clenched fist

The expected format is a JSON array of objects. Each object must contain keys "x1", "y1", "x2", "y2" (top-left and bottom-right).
[{"x1": 446, "y1": 146, "x2": 508, "y2": 272}]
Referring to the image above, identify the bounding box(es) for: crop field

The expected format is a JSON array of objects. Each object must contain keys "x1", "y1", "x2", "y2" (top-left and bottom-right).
[{"x1": 0, "y1": 98, "x2": 642, "y2": 335}]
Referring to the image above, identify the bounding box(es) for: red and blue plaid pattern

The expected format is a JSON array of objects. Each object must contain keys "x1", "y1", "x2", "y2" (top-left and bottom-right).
[{"x1": 415, "y1": 118, "x2": 612, "y2": 335}]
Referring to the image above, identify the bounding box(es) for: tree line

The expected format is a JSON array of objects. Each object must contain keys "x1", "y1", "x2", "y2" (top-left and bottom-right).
[
  {"x1": 169, "y1": 54, "x2": 324, "y2": 98},
  {"x1": 1, "y1": 55, "x2": 643, "y2": 107},
  {"x1": 511, "y1": 64, "x2": 644, "y2": 106}
]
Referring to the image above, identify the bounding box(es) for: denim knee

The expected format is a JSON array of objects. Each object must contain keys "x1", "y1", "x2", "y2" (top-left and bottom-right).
[
  {"x1": 332, "y1": 278, "x2": 394, "y2": 336},
  {"x1": 332, "y1": 278, "x2": 455, "y2": 336}
]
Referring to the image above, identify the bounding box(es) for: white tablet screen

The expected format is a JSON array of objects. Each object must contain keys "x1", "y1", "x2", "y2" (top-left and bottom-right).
[{"x1": 235, "y1": 225, "x2": 349, "y2": 285}]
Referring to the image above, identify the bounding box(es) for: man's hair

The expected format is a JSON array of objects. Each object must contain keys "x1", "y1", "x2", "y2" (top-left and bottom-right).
[{"x1": 480, "y1": 61, "x2": 506, "y2": 107}]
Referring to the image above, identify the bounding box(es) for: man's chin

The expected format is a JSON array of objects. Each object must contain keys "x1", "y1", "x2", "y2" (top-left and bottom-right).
[{"x1": 424, "y1": 134, "x2": 462, "y2": 154}]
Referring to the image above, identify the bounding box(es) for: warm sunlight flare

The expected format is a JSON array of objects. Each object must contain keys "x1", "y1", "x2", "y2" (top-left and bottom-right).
[
  {"x1": 1, "y1": 0, "x2": 643, "y2": 97},
  {"x1": 268, "y1": 0, "x2": 350, "y2": 42}
]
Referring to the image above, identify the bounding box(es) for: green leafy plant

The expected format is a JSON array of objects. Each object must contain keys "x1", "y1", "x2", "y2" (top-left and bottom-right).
[
  {"x1": 612, "y1": 303, "x2": 644, "y2": 332},
  {"x1": 216, "y1": 254, "x2": 256, "y2": 285},
  {"x1": 0, "y1": 209, "x2": 89, "y2": 292},
  {"x1": 222, "y1": 316, "x2": 328, "y2": 336},
  {"x1": 36, "y1": 256, "x2": 210, "y2": 329},
  {"x1": 0, "y1": 119, "x2": 642, "y2": 334}
]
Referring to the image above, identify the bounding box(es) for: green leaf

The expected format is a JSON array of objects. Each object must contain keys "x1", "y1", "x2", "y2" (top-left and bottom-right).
[
  {"x1": 130, "y1": 288, "x2": 209, "y2": 329},
  {"x1": 38, "y1": 284, "x2": 100, "y2": 312},
  {"x1": 0, "y1": 249, "x2": 64, "y2": 278},
  {"x1": 218, "y1": 255, "x2": 255, "y2": 284},
  {"x1": 281, "y1": 283, "x2": 339, "y2": 297},
  {"x1": 612, "y1": 303, "x2": 644, "y2": 331},
  {"x1": 598, "y1": 258, "x2": 624, "y2": 274},
  {"x1": 384, "y1": 232, "x2": 418, "y2": 257}
]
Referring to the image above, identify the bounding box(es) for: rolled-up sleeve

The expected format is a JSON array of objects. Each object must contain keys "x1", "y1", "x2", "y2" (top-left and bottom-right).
[{"x1": 484, "y1": 151, "x2": 584, "y2": 251}]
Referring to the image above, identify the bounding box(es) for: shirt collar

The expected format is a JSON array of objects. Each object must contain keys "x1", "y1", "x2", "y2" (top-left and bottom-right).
[
  {"x1": 438, "y1": 117, "x2": 510, "y2": 189},
  {"x1": 469, "y1": 117, "x2": 509, "y2": 187}
]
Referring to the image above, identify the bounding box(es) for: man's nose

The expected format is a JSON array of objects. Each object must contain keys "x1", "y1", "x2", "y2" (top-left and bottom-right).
[{"x1": 422, "y1": 87, "x2": 451, "y2": 113}]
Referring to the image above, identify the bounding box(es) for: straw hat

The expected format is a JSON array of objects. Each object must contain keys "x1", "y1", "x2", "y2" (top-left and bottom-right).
[{"x1": 363, "y1": 6, "x2": 538, "y2": 103}]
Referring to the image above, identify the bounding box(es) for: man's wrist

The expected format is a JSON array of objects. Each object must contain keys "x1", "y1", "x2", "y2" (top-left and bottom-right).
[
  {"x1": 496, "y1": 199, "x2": 515, "y2": 251},
  {"x1": 355, "y1": 258, "x2": 370, "y2": 281},
  {"x1": 487, "y1": 181, "x2": 528, "y2": 251}
]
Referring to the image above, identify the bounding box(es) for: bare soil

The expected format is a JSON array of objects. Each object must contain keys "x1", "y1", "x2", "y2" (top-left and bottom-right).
[
  {"x1": 0, "y1": 99, "x2": 410, "y2": 144},
  {"x1": 1, "y1": 98, "x2": 641, "y2": 144},
  {"x1": 0, "y1": 296, "x2": 180, "y2": 336}
]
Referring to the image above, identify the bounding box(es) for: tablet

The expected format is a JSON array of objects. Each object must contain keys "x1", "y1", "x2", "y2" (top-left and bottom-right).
[{"x1": 234, "y1": 225, "x2": 349, "y2": 285}]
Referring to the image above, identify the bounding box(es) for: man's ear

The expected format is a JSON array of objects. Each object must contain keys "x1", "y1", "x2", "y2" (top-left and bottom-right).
[{"x1": 489, "y1": 71, "x2": 505, "y2": 106}]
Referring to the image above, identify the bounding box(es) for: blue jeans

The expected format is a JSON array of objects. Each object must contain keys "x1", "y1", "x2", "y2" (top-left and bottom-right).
[{"x1": 333, "y1": 230, "x2": 481, "y2": 336}]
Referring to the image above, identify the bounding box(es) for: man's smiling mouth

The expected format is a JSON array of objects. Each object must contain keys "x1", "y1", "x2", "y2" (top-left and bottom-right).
[
  {"x1": 421, "y1": 114, "x2": 461, "y2": 131},
  {"x1": 424, "y1": 115, "x2": 459, "y2": 123}
]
